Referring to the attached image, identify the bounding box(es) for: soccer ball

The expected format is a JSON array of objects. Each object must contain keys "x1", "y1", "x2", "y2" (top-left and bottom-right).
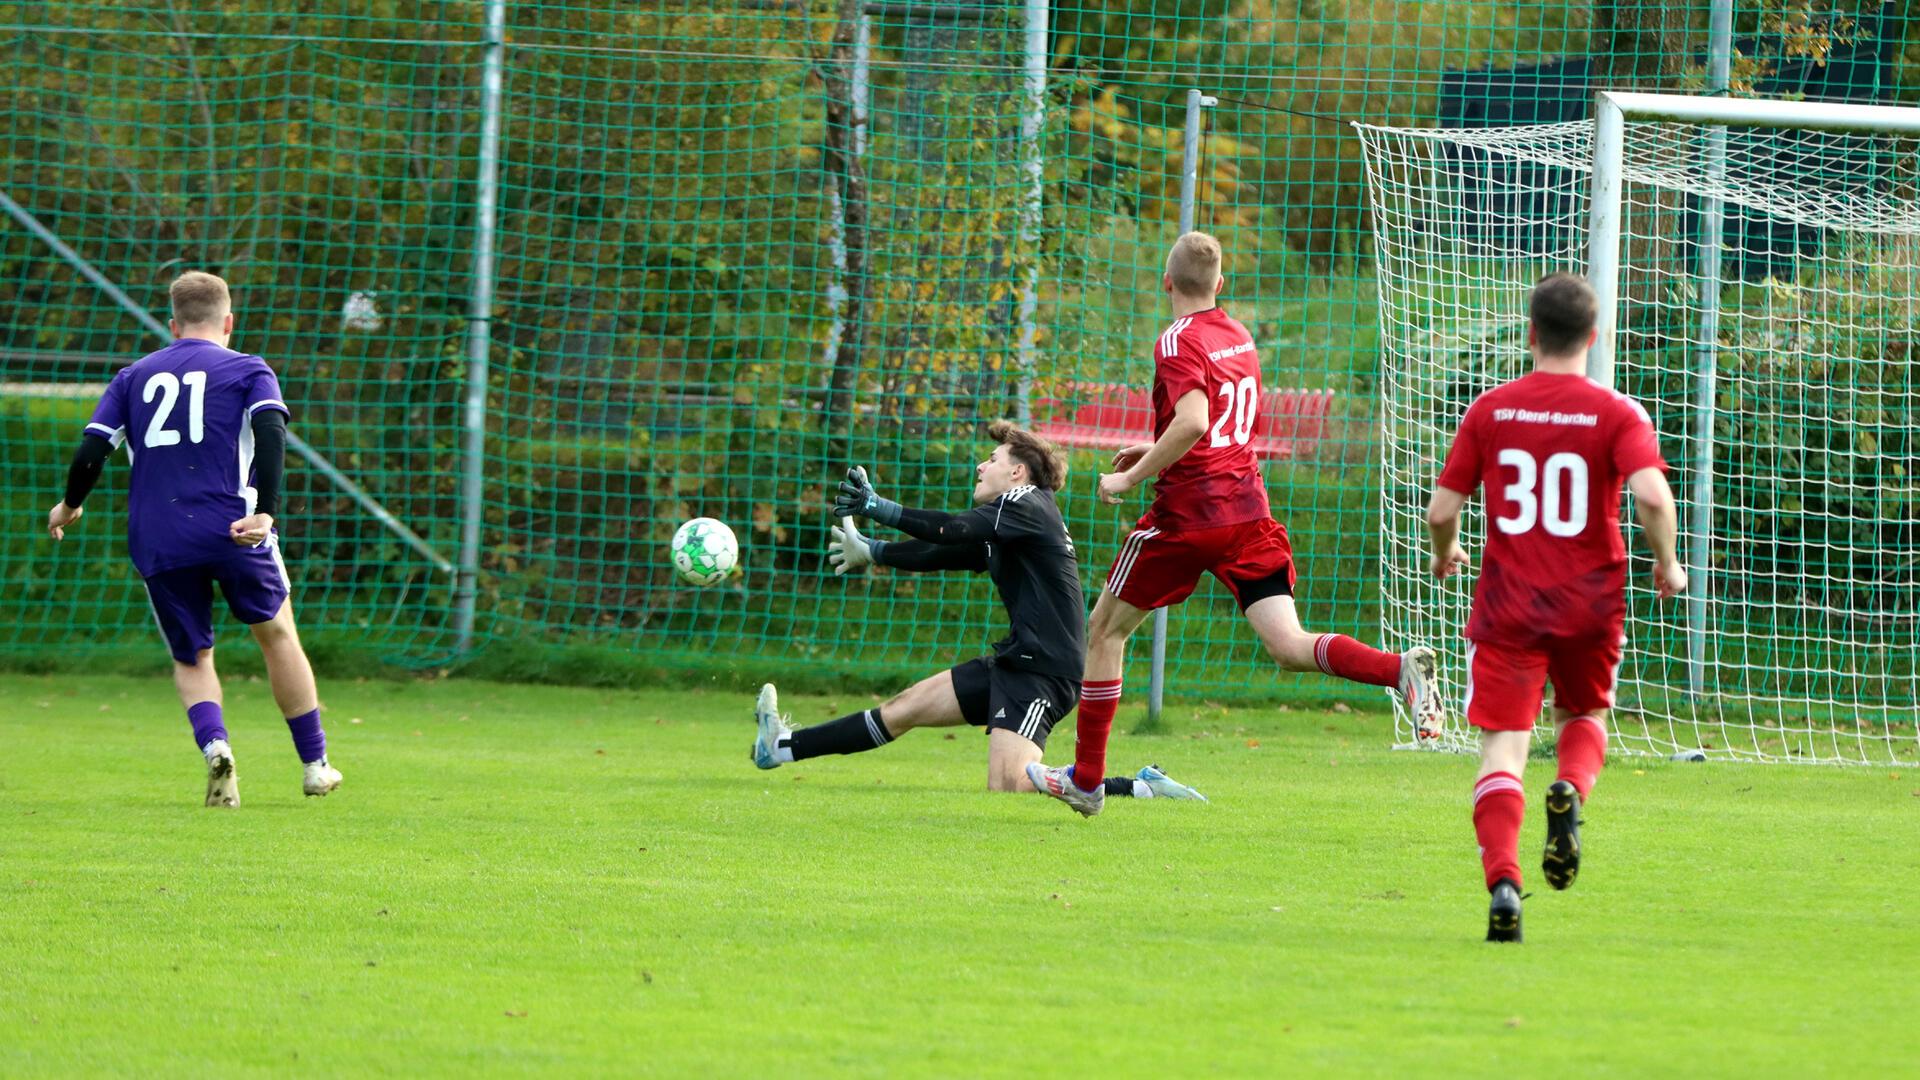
[{"x1": 670, "y1": 517, "x2": 738, "y2": 587}]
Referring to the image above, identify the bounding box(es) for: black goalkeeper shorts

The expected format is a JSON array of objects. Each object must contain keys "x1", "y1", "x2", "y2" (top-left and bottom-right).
[{"x1": 949, "y1": 655, "x2": 1080, "y2": 750}]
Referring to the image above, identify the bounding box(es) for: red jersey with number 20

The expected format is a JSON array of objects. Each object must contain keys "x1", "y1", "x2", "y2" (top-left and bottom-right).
[
  {"x1": 1437, "y1": 372, "x2": 1667, "y2": 645},
  {"x1": 1143, "y1": 308, "x2": 1269, "y2": 532}
]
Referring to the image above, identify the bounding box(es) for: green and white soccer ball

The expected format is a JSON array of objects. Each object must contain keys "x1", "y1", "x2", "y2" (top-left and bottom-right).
[{"x1": 670, "y1": 517, "x2": 739, "y2": 587}]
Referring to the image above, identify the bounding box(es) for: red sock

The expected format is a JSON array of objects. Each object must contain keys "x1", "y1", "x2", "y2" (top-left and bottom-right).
[
  {"x1": 1072, "y1": 679, "x2": 1122, "y2": 792},
  {"x1": 1556, "y1": 715, "x2": 1608, "y2": 799},
  {"x1": 1312, "y1": 634, "x2": 1401, "y2": 687},
  {"x1": 1472, "y1": 771, "x2": 1526, "y2": 891}
]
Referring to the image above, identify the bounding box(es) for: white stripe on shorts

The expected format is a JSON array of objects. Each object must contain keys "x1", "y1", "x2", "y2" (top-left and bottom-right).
[
  {"x1": 1019, "y1": 699, "x2": 1048, "y2": 742},
  {"x1": 1461, "y1": 640, "x2": 1478, "y2": 720},
  {"x1": 1105, "y1": 528, "x2": 1160, "y2": 595}
]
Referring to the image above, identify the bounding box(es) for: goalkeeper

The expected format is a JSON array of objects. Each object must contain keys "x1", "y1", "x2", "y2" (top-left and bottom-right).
[{"x1": 751, "y1": 421, "x2": 1204, "y2": 801}]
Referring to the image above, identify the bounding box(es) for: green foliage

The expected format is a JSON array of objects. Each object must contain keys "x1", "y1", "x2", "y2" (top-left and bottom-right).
[{"x1": 3, "y1": 2, "x2": 1917, "y2": 705}]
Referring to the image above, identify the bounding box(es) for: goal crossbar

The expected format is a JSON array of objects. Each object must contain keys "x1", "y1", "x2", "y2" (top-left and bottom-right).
[
  {"x1": 1587, "y1": 93, "x2": 1920, "y2": 386},
  {"x1": 1595, "y1": 92, "x2": 1920, "y2": 135}
]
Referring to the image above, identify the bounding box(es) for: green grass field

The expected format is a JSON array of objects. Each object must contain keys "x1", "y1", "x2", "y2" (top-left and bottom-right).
[{"x1": 2, "y1": 673, "x2": 1915, "y2": 1077}]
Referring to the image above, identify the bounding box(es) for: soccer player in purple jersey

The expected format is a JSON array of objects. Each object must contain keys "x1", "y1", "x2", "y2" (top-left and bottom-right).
[{"x1": 46, "y1": 272, "x2": 341, "y2": 807}]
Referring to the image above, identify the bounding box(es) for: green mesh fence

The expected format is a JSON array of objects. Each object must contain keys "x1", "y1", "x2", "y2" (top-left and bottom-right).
[{"x1": 3, "y1": 2, "x2": 1916, "y2": 704}]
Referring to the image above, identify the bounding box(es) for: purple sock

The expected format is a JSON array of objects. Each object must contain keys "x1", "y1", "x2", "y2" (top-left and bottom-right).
[
  {"x1": 286, "y1": 708, "x2": 327, "y2": 764},
  {"x1": 187, "y1": 701, "x2": 227, "y2": 750}
]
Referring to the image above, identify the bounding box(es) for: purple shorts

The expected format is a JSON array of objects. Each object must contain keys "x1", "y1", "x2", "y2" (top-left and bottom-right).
[{"x1": 142, "y1": 541, "x2": 290, "y2": 664}]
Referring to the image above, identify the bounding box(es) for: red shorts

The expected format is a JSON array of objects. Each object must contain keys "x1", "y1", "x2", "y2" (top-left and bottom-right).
[
  {"x1": 1104, "y1": 516, "x2": 1295, "y2": 611},
  {"x1": 1465, "y1": 631, "x2": 1624, "y2": 732}
]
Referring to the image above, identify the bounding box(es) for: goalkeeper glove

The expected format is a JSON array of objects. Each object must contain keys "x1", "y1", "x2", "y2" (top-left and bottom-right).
[
  {"x1": 831, "y1": 465, "x2": 903, "y2": 526},
  {"x1": 828, "y1": 518, "x2": 883, "y2": 576}
]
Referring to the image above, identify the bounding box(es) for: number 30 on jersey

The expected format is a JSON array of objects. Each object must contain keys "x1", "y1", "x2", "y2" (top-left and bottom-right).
[{"x1": 1495, "y1": 448, "x2": 1589, "y2": 537}]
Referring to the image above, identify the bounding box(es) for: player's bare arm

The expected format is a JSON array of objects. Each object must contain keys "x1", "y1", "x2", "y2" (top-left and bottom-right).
[
  {"x1": 1627, "y1": 466, "x2": 1686, "y2": 598},
  {"x1": 1425, "y1": 485, "x2": 1471, "y2": 579},
  {"x1": 1109, "y1": 441, "x2": 1155, "y2": 473},
  {"x1": 1097, "y1": 388, "x2": 1207, "y2": 504},
  {"x1": 47, "y1": 501, "x2": 83, "y2": 540}
]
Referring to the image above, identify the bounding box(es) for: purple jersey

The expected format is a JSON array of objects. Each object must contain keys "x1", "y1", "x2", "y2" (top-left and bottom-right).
[{"x1": 84, "y1": 338, "x2": 291, "y2": 576}]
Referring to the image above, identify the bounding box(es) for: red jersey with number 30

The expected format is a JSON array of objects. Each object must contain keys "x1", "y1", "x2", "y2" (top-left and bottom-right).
[
  {"x1": 1437, "y1": 372, "x2": 1667, "y2": 644},
  {"x1": 1143, "y1": 308, "x2": 1270, "y2": 532}
]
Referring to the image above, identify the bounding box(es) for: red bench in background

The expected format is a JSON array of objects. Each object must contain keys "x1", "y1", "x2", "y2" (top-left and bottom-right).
[{"x1": 1032, "y1": 383, "x2": 1336, "y2": 461}]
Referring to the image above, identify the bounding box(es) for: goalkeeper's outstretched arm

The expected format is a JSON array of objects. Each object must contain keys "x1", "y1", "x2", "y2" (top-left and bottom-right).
[
  {"x1": 831, "y1": 466, "x2": 994, "y2": 545},
  {"x1": 829, "y1": 518, "x2": 985, "y2": 576}
]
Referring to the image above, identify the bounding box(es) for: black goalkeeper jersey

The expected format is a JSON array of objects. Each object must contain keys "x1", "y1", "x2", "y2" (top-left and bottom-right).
[{"x1": 878, "y1": 485, "x2": 1086, "y2": 678}]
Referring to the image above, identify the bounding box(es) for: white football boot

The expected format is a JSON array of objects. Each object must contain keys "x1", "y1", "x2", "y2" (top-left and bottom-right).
[
  {"x1": 1399, "y1": 645, "x2": 1446, "y2": 741},
  {"x1": 1026, "y1": 762, "x2": 1104, "y2": 817},
  {"x1": 203, "y1": 739, "x2": 239, "y2": 808},
  {"x1": 303, "y1": 757, "x2": 343, "y2": 797},
  {"x1": 1137, "y1": 764, "x2": 1208, "y2": 802},
  {"x1": 752, "y1": 683, "x2": 793, "y2": 770}
]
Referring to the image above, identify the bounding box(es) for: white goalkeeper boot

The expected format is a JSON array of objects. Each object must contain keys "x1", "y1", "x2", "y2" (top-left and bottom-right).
[
  {"x1": 303, "y1": 757, "x2": 343, "y2": 797},
  {"x1": 752, "y1": 683, "x2": 793, "y2": 770},
  {"x1": 203, "y1": 739, "x2": 239, "y2": 808}
]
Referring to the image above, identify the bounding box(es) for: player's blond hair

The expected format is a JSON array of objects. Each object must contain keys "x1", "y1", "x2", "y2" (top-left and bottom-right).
[
  {"x1": 1164, "y1": 231, "x2": 1223, "y2": 299},
  {"x1": 987, "y1": 420, "x2": 1067, "y2": 491},
  {"x1": 170, "y1": 271, "x2": 231, "y2": 327}
]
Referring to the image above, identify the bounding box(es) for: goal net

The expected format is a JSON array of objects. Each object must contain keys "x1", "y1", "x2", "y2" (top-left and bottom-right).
[{"x1": 1357, "y1": 95, "x2": 1920, "y2": 765}]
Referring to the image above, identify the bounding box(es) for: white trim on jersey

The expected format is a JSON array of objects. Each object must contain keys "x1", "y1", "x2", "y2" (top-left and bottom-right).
[
  {"x1": 86, "y1": 421, "x2": 127, "y2": 449},
  {"x1": 236, "y1": 414, "x2": 258, "y2": 517},
  {"x1": 1158, "y1": 317, "x2": 1194, "y2": 360},
  {"x1": 1105, "y1": 527, "x2": 1161, "y2": 593},
  {"x1": 993, "y1": 485, "x2": 1038, "y2": 530},
  {"x1": 246, "y1": 398, "x2": 288, "y2": 415}
]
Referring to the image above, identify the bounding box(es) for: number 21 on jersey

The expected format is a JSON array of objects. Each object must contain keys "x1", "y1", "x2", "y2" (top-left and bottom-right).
[
  {"x1": 1495, "y1": 448, "x2": 1589, "y2": 537},
  {"x1": 142, "y1": 371, "x2": 206, "y2": 448}
]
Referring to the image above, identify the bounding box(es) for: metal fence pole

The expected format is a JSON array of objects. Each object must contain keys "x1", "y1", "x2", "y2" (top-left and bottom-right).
[
  {"x1": 1012, "y1": 0, "x2": 1048, "y2": 425},
  {"x1": 454, "y1": 0, "x2": 507, "y2": 654},
  {"x1": 1686, "y1": 0, "x2": 1733, "y2": 699},
  {"x1": 1148, "y1": 88, "x2": 1216, "y2": 727},
  {"x1": 820, "y1": 10, "x2": 869, "y2": 372}
]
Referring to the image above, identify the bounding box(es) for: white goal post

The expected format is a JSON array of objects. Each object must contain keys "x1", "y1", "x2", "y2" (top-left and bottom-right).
[{"x1": 1357, "y1": 92, "x2": 1920, "y2": 765}]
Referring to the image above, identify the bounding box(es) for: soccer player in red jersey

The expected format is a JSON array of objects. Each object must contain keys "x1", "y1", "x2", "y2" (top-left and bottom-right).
[
  {"x1": 1424, "y1": 272, "x2": 1687, "y2": 943},
  {"x1": 1030, "y1": 231, "x2": 1444, "y2": 815}
]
